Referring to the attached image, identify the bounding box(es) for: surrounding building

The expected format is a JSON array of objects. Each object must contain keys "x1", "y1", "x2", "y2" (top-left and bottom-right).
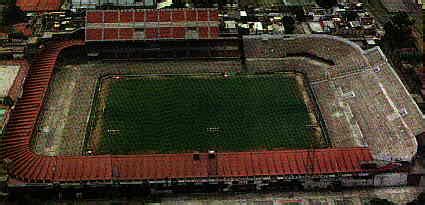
[
  {"x1": 0, "y1": 60, "x2": 28, "y2": 135},
  {"x1": 283, "y1": 0, "x2": 316, "y2": 7}
]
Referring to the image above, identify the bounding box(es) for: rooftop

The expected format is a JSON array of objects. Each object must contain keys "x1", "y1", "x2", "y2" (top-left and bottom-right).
[
  {"x1": 0, "y1": 65, "x2": 20, "y2": 99},
  {"x1": 0, "y1": 107, "x2": 6, "y2": 134},
  {"x1": 283, "y1": 0, "x2": 316, "y2": 6},
  {"x1": 16, "y1": 0, "x2": 61, "y2": 12}
]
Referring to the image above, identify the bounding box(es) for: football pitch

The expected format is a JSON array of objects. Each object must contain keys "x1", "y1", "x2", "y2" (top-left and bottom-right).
[{"x1": 93, "y1": 74, "x2": 315, "y2": 154}]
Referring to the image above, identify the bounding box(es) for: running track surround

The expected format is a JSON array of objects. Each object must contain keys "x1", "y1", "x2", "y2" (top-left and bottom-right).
[{"x1": 1, "y1": 40, "x2": 374, "y2": 184}]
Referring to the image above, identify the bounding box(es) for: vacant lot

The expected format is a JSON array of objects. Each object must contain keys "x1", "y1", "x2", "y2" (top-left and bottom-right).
[{"x1": 94, "y1": 74, "x2": 314, "y2": 154}]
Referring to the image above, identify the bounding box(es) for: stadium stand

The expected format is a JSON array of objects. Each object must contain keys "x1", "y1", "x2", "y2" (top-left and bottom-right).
[
  {"x1": 243, "y1": 35, "x2": 369, "y2": 82},
  {"x1": 85, "y1": 9, "x2": 220, "y2": 41},
  {"x1": 2, "y1": 33, "x2": 422, "y2": 185},
  {"x1": 244, "y1": 34, "x2": 425, "y2": 162},
  {"x1": 1, "y1": 40, "x2": 379, "y2": 183},
  {"x1": 366, "y1": 48, "x2": 425, "y2": 136},
  {"x1": 244, "y1": 35, "x2": 368, "y2": 66}
]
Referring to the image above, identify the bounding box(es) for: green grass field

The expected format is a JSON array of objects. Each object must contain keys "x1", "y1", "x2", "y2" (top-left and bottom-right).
[{"x1": 97, "y1": 74, "x2": 314, "y2": 154}]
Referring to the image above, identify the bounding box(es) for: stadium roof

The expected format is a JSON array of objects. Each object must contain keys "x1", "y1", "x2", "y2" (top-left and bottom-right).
[
  {"x1": 16, "y1": 0, "x2": 61, "y2": 12},
  {"x1": 282, "y1": 0, "x2": 316, "y2": 6}
]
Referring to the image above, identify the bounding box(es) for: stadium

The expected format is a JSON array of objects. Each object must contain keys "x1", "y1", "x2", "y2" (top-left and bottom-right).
[{"x1": 1, "y1": 9, "x2": 425, "y2": 193}]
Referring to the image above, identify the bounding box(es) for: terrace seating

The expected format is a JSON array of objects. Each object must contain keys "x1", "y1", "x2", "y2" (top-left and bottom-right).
[{"x1": 243, "y1": 35, "x2": 370, "y2": 81}]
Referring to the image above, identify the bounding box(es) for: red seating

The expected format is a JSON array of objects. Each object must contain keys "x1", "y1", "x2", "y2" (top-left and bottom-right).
[
  {"x1": 172, "y1": 10, "x2": 185, "y2": 22},
  {"x1": 85, "y1": 9, "x2": 220, "y2": 41},
  {"x1": 119, "y1": 28, "x2": 135, "y2": 40},
  {"x1": 104, "y1": 11, "x2": 119, "y2": 23},
  {"x1": 209, "y1": 27, "x2": 220, "y2": 38},
  {"x1": 146, "y1": 10, "x2": 158, "y2": 22},
  {"x1": 197, "y1": 10, "x2": 209, "y2": 21},
  {"x1": 186, "y1": 10, "x2": 197, "y2": 21},
  {"x1": 159, "y1": 28, "x2": 173, "y2": 39},
  {"x1": 134, "y1": 11, "x2": 145, "y2": 22},
  {"x1": 159, "y1": 10, "x2": 171, "y2": 22},
  {"x1": 198, "y1": 27, "x2": 210, "y2": 39},
  {"x1": 119, "y1": 11, "x2": 133, "y2": 23},
  {"x1": 86, "y1": 29, "x2": 102, "y2": 41},
  {"x1": 209, "y1": 10, "x2": 219, "y2": 21},
  {"x1": 87, "y1": 11, "x2": 103, "y2": 24},
  {"x1": 145, "y1": 28, "x2": 158, "y2": 39},
  {"x1": 103, "y1": 28, "x2": 119, "y2": 40},
  {"x1": 173, "y1": 27, "x2": 185, "y2": 39}
]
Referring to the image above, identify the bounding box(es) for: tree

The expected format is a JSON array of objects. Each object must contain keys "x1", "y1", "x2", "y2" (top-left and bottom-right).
[
  {"x1": 0, "y1": 0, "x2": 25, "y2": 26},
  {"x1": 2, "y1": 96, "x2": 13, "y2": 106},
  {"x1": 0, "y1": 0, "x2": 16, "y2": 5},
  {"x1": 407, "y1": 192, "x2": 425, "y2": 205},
  {"x1": 383, "y1": 12, "x2": 416, "y2": 49},
  {"x1": 282, "y1": 16, "x2": 295, "y2": 34},
  {"x1": 315, "y1": 0, "x2": 337, "y2": 9},
  {"x1": 369, "y1": 198, "x2": 396, "y2": 205}
]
